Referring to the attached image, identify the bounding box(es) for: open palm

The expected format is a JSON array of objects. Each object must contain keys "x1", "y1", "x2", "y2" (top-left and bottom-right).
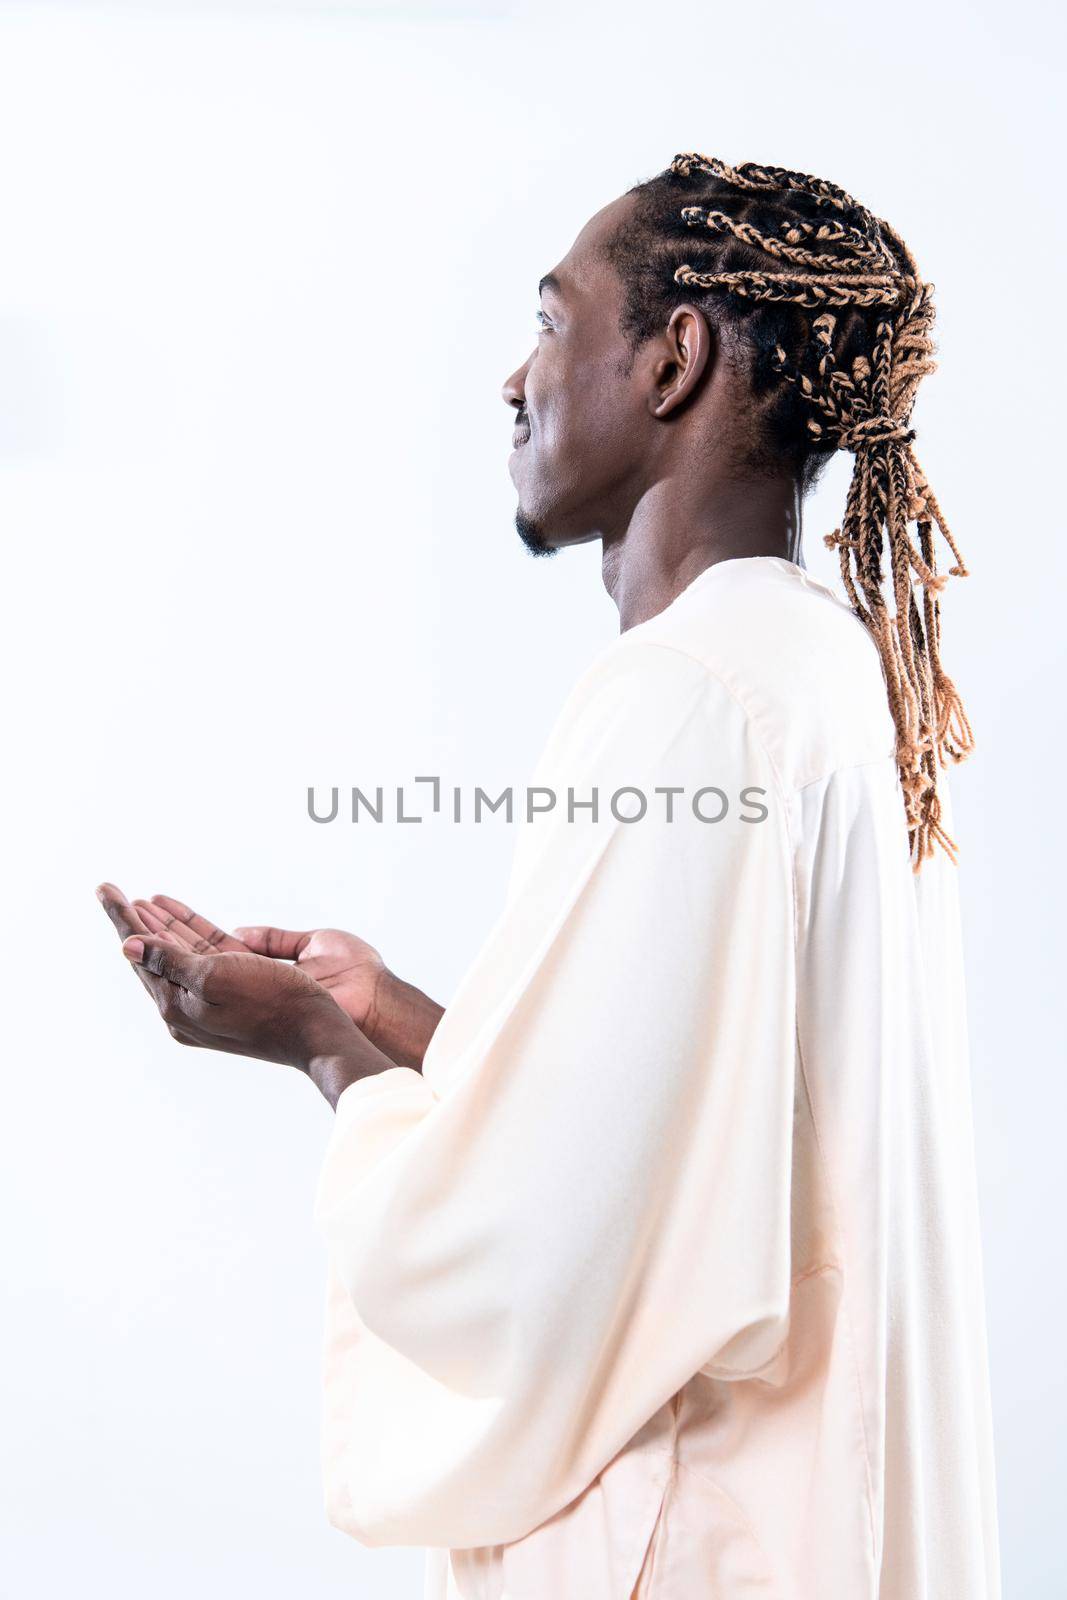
[{"x1": 133, "y1": 895, "x2": 386, "y2": 1031}]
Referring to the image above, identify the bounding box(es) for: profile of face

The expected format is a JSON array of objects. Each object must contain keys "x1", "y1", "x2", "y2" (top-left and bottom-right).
[{"x1": 502, "y1": 192, "x2": 672, "y2": 558}]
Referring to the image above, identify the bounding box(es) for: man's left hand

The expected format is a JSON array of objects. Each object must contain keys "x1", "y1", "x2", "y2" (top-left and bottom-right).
[{"x1": 96, "y1": 882, "x2": 362, "y2": 1073}]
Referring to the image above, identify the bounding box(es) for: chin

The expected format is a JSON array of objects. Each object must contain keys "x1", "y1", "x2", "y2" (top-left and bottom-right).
[{"x1": 514, "y1": 508, "x2": 559, "y2": 558}]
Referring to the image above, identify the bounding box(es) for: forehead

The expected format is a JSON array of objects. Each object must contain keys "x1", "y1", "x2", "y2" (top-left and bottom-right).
[{"x1": 541, "y1": 193, "x2": 634, "y2": 307}]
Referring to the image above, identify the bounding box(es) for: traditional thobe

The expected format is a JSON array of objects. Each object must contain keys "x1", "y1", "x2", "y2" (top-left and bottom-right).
[{"x1": 312, "y1": 555, "x2": 1001, "y2": 1599}]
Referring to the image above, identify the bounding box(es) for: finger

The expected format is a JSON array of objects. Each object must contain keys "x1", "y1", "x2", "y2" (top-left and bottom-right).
[
  {"x1": 133, "y1": 900, "x2": 214, "y2": 953},
  {"x1": 233, "y1": 925, "x2": 312, "y2": 960},
  {"x1": 96, "y1": 890, "x2": 180, "y2": 1006},
  {"x1": 148, "y1": 894, "x2": 248, "y2": 952},
  {"x1": 96, "y1": 883, "x2": 153, "y2": 943},
  {"x1": 123, "y1": 937, "x2": 210, "y2": 997}
]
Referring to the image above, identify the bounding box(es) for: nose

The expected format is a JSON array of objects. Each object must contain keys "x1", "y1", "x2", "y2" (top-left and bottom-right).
[{"x1": 501, "y1": 352, "x2": 532, "y2": 412}]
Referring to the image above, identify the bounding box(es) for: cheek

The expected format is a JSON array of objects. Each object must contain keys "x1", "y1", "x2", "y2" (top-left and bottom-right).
[
  {"x1": 523, "y1": 350, "x2": 556, "y2": 425},
  {"x1": 529, "y1": 350, "x2": 616, "y2": 452}
]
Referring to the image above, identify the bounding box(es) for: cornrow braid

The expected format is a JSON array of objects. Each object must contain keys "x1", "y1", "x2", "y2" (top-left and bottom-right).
[{"x1": 604, "y1": 153, "x2": 974, "y2": 870}]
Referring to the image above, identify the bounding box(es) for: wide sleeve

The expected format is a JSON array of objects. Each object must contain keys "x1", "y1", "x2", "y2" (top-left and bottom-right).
[{"x1": 312, "y1": 640, "x2": 797, "y2": 1551}]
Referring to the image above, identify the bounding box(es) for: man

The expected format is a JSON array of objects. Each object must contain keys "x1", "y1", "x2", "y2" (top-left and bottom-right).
[{"x1": 99, "y1": 154, "x2": 1001, "y2": 1597}]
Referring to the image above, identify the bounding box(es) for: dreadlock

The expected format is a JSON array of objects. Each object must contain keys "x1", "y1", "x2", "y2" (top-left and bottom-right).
[{"x1": 604, "y1": 154, "x2": 974, "y2": 871}]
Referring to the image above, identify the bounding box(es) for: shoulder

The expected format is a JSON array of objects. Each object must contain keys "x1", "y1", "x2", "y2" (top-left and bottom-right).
[
  {"x1": 627, "y1": 557, "x2": 897, "y2": 791},
  {"x1": 544, "y1": 629, "x2": 729, "y2": 763},
  {"x1": 513, "y1": 625, "x2": 792, "y2": 913},
  {"x1": 531, "y1": 630, "x2": 779, "y2": 807}
]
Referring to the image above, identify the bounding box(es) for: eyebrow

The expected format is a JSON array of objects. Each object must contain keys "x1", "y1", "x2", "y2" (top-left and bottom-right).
[{"x1": 538, "y1": 272, "x2": 565, "y2": 300}]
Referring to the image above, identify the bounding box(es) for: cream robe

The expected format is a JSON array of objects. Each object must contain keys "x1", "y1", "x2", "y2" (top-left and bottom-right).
[{"x1": 312, "y1": 556, "x2": 1001, "y2": 1599}]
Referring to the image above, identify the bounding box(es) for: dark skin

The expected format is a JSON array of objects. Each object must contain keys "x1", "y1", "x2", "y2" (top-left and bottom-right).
[
  {"x1": 96, "y1": 885, "x2": 443, "y2": 1108},
  {"x1": 98, "y1": 189, "x2": 804, "y2": 1106},
  {"x1": 503, "y1": 191, "x2": 803, "y2": 624}
]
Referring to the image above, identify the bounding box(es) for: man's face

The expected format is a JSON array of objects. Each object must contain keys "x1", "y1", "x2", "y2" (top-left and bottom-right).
[{"x1": 502, "y1": 193, "x2": 651, "y2": 556}]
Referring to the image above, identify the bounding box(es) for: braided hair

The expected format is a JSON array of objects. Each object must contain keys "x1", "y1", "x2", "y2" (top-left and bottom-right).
[{"x1": 604, "y1": 154, "x2": 974, "y2": 870}]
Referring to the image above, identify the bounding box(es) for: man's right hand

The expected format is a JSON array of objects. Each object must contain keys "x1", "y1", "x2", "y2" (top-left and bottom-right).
[{"x1": 133, "y1": 896, "x2": 443, "y2": 1073}]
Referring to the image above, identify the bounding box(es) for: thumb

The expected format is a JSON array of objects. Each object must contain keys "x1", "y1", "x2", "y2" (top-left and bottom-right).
[
  {"x1": 233, "y1": 925, "x2": 310, "y2": 959},
  {"x1": 123, "y1": 936, "x2": 205, "y2": 992}
]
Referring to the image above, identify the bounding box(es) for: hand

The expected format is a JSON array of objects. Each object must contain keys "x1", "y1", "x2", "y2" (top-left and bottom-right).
[
  {"x1": 131, "y1": 896, "x2": 443, "y2": 1072},
  {"x1": 96, "y1": 882, "x2": 362, "y2": 1074},
  {"x1": 124, "y1": 940, "x2": 359, "y2": 1072},
  {"x1": 131, "y1": 896, "x2": 386, "y2": 1032}
]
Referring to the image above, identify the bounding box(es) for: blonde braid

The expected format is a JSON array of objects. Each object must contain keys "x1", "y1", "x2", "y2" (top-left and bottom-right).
[{"x1": 667, "y1": 153, "x2": 975, "y2": 869}]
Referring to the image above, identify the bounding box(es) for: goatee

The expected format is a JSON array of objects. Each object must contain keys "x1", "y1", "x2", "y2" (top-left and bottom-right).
[{"x1": 514, "y1": 509, "x2": 557, "y2": 558}]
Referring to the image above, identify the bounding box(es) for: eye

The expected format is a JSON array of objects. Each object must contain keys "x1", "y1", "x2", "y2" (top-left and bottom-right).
[{"x1": 535, "y1": 308, "x2": 552, "y2": 331}]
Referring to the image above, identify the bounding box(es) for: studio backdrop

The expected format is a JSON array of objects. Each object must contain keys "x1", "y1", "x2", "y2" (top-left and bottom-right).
[{"x1": 1, "y1": 1, "x2": 1061, "y2": 1596}]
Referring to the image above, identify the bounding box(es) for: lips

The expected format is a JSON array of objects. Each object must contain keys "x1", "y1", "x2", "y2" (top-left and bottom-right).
[{"x1": 512, "y1": 428, "x2": 531, "y2": 449}]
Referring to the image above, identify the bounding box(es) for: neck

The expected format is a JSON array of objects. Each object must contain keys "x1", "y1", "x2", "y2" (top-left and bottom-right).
[{"x1": 602, "y1": 472, "x2": 804, "y2": 632}]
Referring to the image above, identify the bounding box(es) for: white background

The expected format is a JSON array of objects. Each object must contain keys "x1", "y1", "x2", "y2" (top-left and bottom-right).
[{"x1": 1, "y1": 1, "x2": 1061, "y2": 1594}]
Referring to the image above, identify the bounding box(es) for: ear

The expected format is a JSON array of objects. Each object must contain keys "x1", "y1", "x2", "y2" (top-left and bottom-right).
[{"x1": 647, "y1": 304, "x2": 714, "y2": 420}]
